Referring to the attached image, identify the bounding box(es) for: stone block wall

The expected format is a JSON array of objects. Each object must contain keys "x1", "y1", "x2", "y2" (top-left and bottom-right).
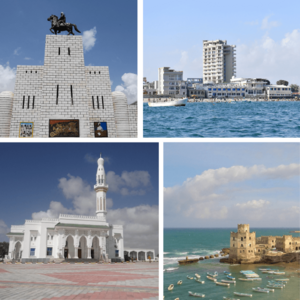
[{"x1": 128, "y1": 104, "x2": 138, "y2": 137}]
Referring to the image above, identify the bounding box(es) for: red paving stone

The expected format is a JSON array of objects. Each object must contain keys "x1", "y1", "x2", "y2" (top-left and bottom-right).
[
  {"x1": 45, "y1": 270, "x2": 153, "y2": 285},
  {"x1": 41, "y1": 291, "x2": 158, "y2": 300},
  {"x1": 0, "y1": 268, "x2": 9, "y2": 273}
]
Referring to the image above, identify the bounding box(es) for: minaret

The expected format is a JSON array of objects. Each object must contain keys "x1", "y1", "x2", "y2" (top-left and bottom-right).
[{"x1": 94, "y1": 153, "x2": 109, "y2": 219}]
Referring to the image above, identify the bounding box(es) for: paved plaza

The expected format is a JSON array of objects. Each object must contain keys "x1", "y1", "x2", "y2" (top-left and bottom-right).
[{"x1": 0, "y1": 262, "x2": 158, "y2": 300}]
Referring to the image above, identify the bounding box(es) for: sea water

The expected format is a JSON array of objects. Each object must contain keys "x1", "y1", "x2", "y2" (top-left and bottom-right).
[
  {"x1": 143, "y1": 102, "x2": 300, "y2": 137},
  {"x1": 164, "y1": 228, "x2": 300, "y2": 300}
]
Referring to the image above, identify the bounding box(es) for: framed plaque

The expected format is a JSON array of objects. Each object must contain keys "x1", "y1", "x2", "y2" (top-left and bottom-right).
[
  {"x1": 49, "y1": 120, "x2": 79, "y2": 137},
  {"x1": 19, "y1": 122, "x2": 34, "y2": 138},
  {"x1": 94, "y1": 122, "x2": 108, "y2": 137}
]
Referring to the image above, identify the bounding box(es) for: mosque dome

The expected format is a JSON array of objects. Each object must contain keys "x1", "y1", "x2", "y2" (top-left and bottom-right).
[{"x1": 0, "y1": 91, "x2": 14, "y2": 137}]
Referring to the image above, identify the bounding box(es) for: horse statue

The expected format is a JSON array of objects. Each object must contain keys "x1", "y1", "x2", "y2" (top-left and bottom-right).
[{"x1": 47, "y1": 15, "x2": 81, "y2": 35}]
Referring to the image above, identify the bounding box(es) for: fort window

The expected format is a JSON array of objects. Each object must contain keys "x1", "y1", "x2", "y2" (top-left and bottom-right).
[
  {"x1": 241, "y1": 237, "x2": 243, "y2": 241},
  {"x1": 233, "y1": 244, "x2": 235, "y2": 247},
  {"x1": 233, "y1": 237, "x2": 235, "y2": 241},
  {"x1": 27, "y1": 96, "x2": 30, "y2": 109},
  {"x1": 289, "y1": 242, "x2": 291, "y2": 245},
  {"x1": 102, "y1": 96, "x2": 104, "y2": 109},
  {"x1": 58, "y1": 47, "x2": 60, "y2": 55},
  {"x1": 97, "y1": 96, "x2": 100, "y2": 109},
  {"x1": 240, "y1": 250, "x2": 242, "y2": 253},
  {"x1": 92, "y1": 96, "x2": 95, "y2": 109},
  {"x1": 35, "y1": 71, "x2": 37, "y2": 73},
  {"x1": 249, "y1": 237, "x2": 251, "y2": 240},
  {"x1": 244, "y1": 236, "x2": 246, "y2": 239},
  {"x1": 56, "y1": 85, "x2": 59, "y2": 104},
  {"x1": 26, "y1": 71, "x2": 27, "y2": 73},
  {"x1": 258, "y1": 249, "x2": 260, "y2": 252},
  {"x1": 94, "y1": 71, "x2": 96, "y2": 74},
  {"x1": 68, "y1": 47, "x2": 70, "y2": 55},
  {"x1": 241, "y1": 244, "x2": 243, "y2": 247},
  {"x1": 32, "y1": 96, "x2": 35, "y2": 109},
  {"x1": 99, "y1": 71, "x2": 100, "y2": 74},
  {"x1": 30, "y1": 71, "x2": 32, "y2": 73},
  {"x1": 70, "y1": 85, "x2": 73, "y2": 105},
  {"x1": 22, "y1": 96, "x2": 25, "y2": 109}
]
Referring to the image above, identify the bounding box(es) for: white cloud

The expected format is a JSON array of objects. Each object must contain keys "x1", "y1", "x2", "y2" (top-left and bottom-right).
[
  {"x1": 115, "y1": 73, "x2": 137, "y2": 104},
  {"x1": 14, "y1": 47, "x2": 21, "y2": 55},
  {"x1": 24, "y1": 57, "x2": 31, "y2": 60},
  {"x1": 0, "y1": 220, "x2": 8, "y2": 235},
  {"x1": 107, "y1": 205, "x2": 158, "y2": 253},
  {"x1": 164, "y1": 164, "x2": 300, "y2": 225},
  {"x1": 106, "y1": 170, "x2": 151, "y2": 195},
  {"x1": 31, "y1": 175, "x2": 157, "y2": 253},
  {"x1": 82, "y1": 27, "x2": 97, "y2": 51},
  {"x1": 237, "y1": 29, "x2": 300, "y2": 84},
  {"x1": 236, "y1": 199, "x2": 270, "y2": 209},
  {"x1": 261, "y1": 16, "x2": 280, "y2": 30},
  {"x1": 0, "y1": 63, "x2": 16, "y2": 93}
]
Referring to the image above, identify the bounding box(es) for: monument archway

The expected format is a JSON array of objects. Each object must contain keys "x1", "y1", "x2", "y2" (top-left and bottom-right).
[
  {"x1": 65, "y1": 235, "x2": 75, "y2": 259},
  {"x1": 92, "y1": 236, "x2": 100, "y2": 260},
  {"x1": 79, "y1": 236, "x2": 88, "y2": 259},
  {"x1": 14, "y1": 241, "x2": 22, "y2": 259},
  {"x1": 138, "y1": 251, "x2": 145, "y2": 261}
]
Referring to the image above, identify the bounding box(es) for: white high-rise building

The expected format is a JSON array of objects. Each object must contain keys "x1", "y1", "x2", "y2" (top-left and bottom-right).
[
  {"x1": 203, "y1": 40, "x2": 236, "y2": 84},
  {"x1": 158, "y1": 67, "x2": 186, "y2": 96}
]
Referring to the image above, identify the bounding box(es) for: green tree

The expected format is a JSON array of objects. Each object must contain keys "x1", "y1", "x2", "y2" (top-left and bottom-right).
[
  {"x1": 290, "y1": 84, "x2": 299, "y2": 92},
  {"x1": 0, "y1": 242, "x2": 9, "y2": 259},
  {"x1": 276, "y1": 80, "x2": 289, "y2": 86}
]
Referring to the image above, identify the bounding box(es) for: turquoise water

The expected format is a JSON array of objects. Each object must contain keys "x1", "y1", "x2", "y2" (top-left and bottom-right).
[
  {"x1": 164, "y1": 228, "x2": 300, "y2": 300},
  {"x1": 143, "y1": 102, "x2": 300, "y2": 137}
]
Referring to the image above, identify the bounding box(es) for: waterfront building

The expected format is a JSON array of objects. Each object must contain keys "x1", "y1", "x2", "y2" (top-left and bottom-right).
[
  {"x1": 203, "y1": 40, "x2": 236, "y2": 84},
  {"x1": 6, "y1": 154, "x2": 155, "y2": 262},
  {"x1": 266, "y1": 85, "x2": 292, "y2": 99},
  {"x1": 186, "y1": 78, "x2": 203, "y2": 86},
  {"x1": 158, "y1": 67, "x2": 187, "y2": 96},
  {"x1": 229, "y1": 224, "x2": 300, "y2": 261},
  {"x1": 143, "y1": 80, "x2": 158, "y2": 95},
  {"x1": 3, "y1": 35, "x2": 137, "y2": 138}
]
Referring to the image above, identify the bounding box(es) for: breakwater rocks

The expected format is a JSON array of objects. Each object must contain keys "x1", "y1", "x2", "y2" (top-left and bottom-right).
[{"x1": 220, "y1": 252, "x2": 300, "y2": 265}]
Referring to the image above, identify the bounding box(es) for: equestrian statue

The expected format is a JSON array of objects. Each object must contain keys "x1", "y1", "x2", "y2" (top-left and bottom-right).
[{"x1": 48, "y1": 13, "x2": 81, "y2": 35}]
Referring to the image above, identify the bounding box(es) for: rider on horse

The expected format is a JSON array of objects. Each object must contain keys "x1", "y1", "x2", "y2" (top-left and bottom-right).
[{"x1": 57, "y1": 12, "x2": 66, "y2": 27}]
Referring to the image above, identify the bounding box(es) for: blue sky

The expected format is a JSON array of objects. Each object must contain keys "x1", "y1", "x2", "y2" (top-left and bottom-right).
[
  {"x1": 144, "y1": 0, "x2": 300, "y2": 85},
  {"x1": 0, "y1": 0, "x2": 137, "y2": 95},
  {"x1": 164, "y1": 143, "x2": 300, "y2": 228},
  {"x1": 0, "y1": 143, "x2": 158, "y2": 249}
]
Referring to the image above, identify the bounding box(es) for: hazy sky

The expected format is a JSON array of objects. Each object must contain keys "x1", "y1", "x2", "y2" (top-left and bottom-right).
[
  {"x1": 0, "y1": 143, "x2": 158, "y2": 253},
  {"x1": 144, "y1": 0, "x2": 300, "y2": 85},
  {"x1": 164, "y1": 143, "x2": 300, "y2": 228},
  {"x1": 0, "y1": 0, "x2": 137, "y2": 102}
]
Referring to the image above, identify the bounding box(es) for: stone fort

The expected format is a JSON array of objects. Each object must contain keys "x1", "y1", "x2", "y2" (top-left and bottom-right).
[
  {"x1": 229, "y1": 224, "x2": 300, "y2": 261},
  {"x1": 0, "y1": 35, "x2": 137, "y2": 138}
]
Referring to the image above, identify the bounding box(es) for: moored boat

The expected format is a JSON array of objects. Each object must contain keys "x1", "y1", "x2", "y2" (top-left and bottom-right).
[
  {"x1": 187, "y1": 275, "x2": 194, "y2": 280},
  {"x1": 188, "y1": 291, "x2": 205, "y2": 297},
  {"x1": 275, "y1": 278, "x2": 289, "y2": 282},
  {"x1": 224, "y1": 271, "x2": 231, "y2": 275},
  {"x1": 223, "y1": 297, "x2": 240, "y2": 300},
  {"x1": 148, "y1": 98, "x2": 188, "y2": 107},
  {"x1": 195, "y1": 279, "x2": 205, "y2": 284},
  {"x1": 266, "y1": 284, "x2": 283, "y2": 289},
  {"x1": 206, "y1": 275, "x2": 217, "y2": 281},
  {"x1": 216, "y1": 281, "x2": 230, "y2": 287},
  {"x1": 227, "y1": 275, "x2": 235, "y2": 280},
  {"x1": 207, "y1": 271, "x2": 218, "y2": 277},
  {"x1": 221, "y1": 279, "x2": 236, "y2": 284},
  {"x1": 168, "y1": 284, "x2": 174, "y2": 291},
  {"x1": 273, "y1": 271, "x2": 285, "y2": 275},
  {"x1": 252, "y1": 287, "x2": 269, "y2": 293},
  {"x1": 234, "y1": 292, "x2": 252, "y2": 297},
  {"x1": 195, "y1": 273, "x2": 201, "y2": 278},
  {"x1": 177, "y1": 280, "x2": 182, "y2": 285}
]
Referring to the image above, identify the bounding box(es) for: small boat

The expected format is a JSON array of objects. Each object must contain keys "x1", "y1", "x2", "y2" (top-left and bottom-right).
[
  {"x1": 165, "y1": 267, "x2": 179, "y2": 271},
  {"x1": 221, "y1": 280, "x2": 236, "y2": 284},
  {"x1": 188, "y1": 291, "x2": 205, "y2": 297},
  {"x1": 259, "y1": 268, "x2": 272, "y2": 271},
  {"x1": 273, "y1": 271, "x2": 285, "y2": 275},
  {"x1": 266, "y1": 285, "x2": 283, "y2": 289},
  {"x1": 195, "y1": 279, "x2": 205, "y2": 284},
  {"x1": 268, "y1": 280, "x2": 285, "y2": 286},
  {"x1": 177, "y1": 280, "x2": 182, "y2": 285},
  {"x1": 206, "y1": 275, "x2": 217, "y2": 281},
  {"x1": 227, "y1": 275, "x2": 235, "y2": 280},
  {"x1": 187, "y1": 275, "x2": 194, "y2": 280},
  {"x1": 207, "y1": 271, "x2": 218, "y2": 277},
  {"x1": 234, "y1": 292, "x2": 252, "y2": 297},
  {"x1": 216, "y1": 281, "x2": 230, "y2": 287},
  {"x1": 275, "y1": 278, "x2": 289, "y2": 282},
  {"x1": 175, "y1": 298, "x2": 179, "y2": 300},
  {"x1": 262, "y1": 287, "x2": 274, "y2": 292},
  {"x1": 148, "y1": 98, "x2": 188, "y2": 107},
  {"x1": 223, "y1": 297, "x2": 240, "y2": 300},
  {"x1": 168, "y1": 284, "x2": 174, "y2": 291},
  {"x1": 224, "y1": 271, "x2": 231, "y2": 275},
  {"x1": 195, "y1": 273, "x2": 201, "y2": 278},
  {"x1": 252, "y1": 288, "x2": 269, "y2": 293}
]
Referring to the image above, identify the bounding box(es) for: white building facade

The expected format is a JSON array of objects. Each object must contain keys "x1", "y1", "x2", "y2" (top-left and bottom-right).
[
  {"x1": 203, "y1": 40, "x2": 236, "y2": 84},
  {"x1": 266, "y1": 85, "x2": 292, "y2": 99},
  {"x1": 5, "y1": 35, "x2": 137, "y2": 138},
  {"x1": 6, "y1": 154, "x2": 154, "y2": 262},
  {"x1": 158, "y1": 67, "x2": 187, "y2": 96}
]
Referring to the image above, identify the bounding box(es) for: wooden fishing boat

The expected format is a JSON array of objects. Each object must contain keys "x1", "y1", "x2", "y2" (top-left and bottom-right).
[
  {"x1": 273, "y1": 271, "x2": 285, "y2": 275},
  {"x1": 266, "y1": 285, "x2": 283, "y2": 289},
  {"x1": 187, "y1": 275, "x2": 194, "y2": 280},
  {"x1": 252, "y1": 288, "x2": 269, "y2": 293},
  {"x1": 261, "y1": 287, "x2": 274, "y2": 292},
  {"x1": 234, "y1": 292, "x2": 252, "y2": 297},
  {"x1": 207, "y1": 271, "x2": 218, "y2": 277},
  {"x1": 223, "y1": 297, "x2": 240, "y2": 300},
  {"x1": 195, "y1": 279, "x2": 205, "y2": 284},
  {"x1": 188, "y1": 291, "x2": 205, "y2": 297},
  {"x1": 221, "y1": 279, "x2": 236, "y2": 284},
  {"x1": 168, "y1": 284, "x2": 174, "y2": 291},
  {"x1": 177, "y1": 280, "x2": 182, "y2": 285},
  {"x1": 216, "y1": 281, "x2": 230, "y2": 287},
  {"x1": 224, "y1": 271, "x2": 231, "y2": 275},
  {"x1": 275, "y1": 278, "x2": 289, "y2": 282},
  {"x1": 227, "y1": 275, "x2": 235, "y2": 280},
  {"x1": 206, "y1": 275, "x2": 217, "y2": 281},
  {"x1": 195, "y1": 273, "x2": 201, "y2": 278}
]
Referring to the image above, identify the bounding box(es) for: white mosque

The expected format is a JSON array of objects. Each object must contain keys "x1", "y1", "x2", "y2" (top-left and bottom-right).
[{"x1": 6, "y1": 154, "x2": 155, "y2": 262}]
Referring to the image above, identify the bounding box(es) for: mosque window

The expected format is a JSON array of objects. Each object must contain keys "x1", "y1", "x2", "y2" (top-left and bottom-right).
[
  {"x1": 30, "y1": 248, "x2": 35, "y2": 256},
  {"x1": 70, "y1": 85, "x2": 73, "y2": 105},
  {"x1": 100, "y1": 197, "x2": 102, "y2": 210},
  {"x1": 56, "y1": 85, "x2": 59, "y2": 105},
  {"x1": 47, "y1": 247, "x2": 52, "y2": 256}
]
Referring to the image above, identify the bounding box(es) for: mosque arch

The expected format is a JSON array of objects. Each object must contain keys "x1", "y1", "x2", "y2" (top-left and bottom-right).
[
  {"x1": 64, "y1": 235, "x2": 75, "y2": 259},
  {"x1": 78, "y1": 236, "x2": 88, "y2": 259},
  {"x1": 147, "y1": 251, "x2": 154, "y2": 259},
  {"x1": 91, "y1": 236, "x2": 100, "y2": 260},
  {"x1": 130, "y1": 251, "x2": 137, "y2": 260},
  {"x1": 14, "y1": 241, "x2": 22, "y2": 260},
  {"x1": 138, "y1": 251, "x2": 145, "y2": 261}
]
